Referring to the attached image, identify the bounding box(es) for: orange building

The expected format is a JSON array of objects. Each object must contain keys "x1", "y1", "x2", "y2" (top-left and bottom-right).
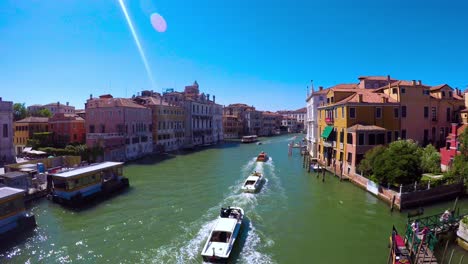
[
  {"x1": 49, "y1": 113, "x2": 86, "y2": 147},
  {"x1": 14, "y1": 117, "x2": 49, "y2": 154}
]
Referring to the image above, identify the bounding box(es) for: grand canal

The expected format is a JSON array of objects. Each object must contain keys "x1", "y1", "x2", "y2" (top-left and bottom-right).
[{"x1": 2, "y1": 134, "x2": 467, "y2": 263}]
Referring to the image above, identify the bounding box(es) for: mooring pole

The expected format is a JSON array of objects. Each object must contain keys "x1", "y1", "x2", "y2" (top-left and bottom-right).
[{"x1": 441, "y1": 240, "x2": 449, "y2": 263}]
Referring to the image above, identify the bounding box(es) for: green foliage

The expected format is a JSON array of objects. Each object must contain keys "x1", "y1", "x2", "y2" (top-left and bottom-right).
[
  {"x1": 357, "y1": 145, "x2": 386, "y2": 177},
  {"x1": 420, "y1": 174, "x2": 446, "y2": 187},
  {"x1": 420, "y1": 144, "x2": 441, "y2": 173},
  {"x1": 13, "y1": 103, "x2": 27, "y2": 121},
  {"x1": 38, "y1": 144, "x2": 103, "y2": 163},
  {"x1": 446, "y1": 128, "x2": 468, "y2": 183},
  {"x1": 37, "y1": 108, "x2": 52, "y2": 117},
  {"x1": 365, "y1": 139, "x2": 423, "y2": 186},
  {"x1": 30, "y1": 132, "x2": 53, "y2": 148},
  {"x1": 462, "y1": 215, "x2": 468, "y2": 225}
]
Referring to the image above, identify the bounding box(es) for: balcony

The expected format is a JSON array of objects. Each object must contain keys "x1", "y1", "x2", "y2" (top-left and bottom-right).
[{"x1": 325, "y1": 117, "x2": 334, "y2": 125}]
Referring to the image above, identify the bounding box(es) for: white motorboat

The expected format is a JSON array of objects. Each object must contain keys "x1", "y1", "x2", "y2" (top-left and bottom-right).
[
  {"x1": 241, "y1": 171, "x2": 264, "y2": 193},
  {"x1": 201, "y1": 207, "x2": 244, "y2": 263}
]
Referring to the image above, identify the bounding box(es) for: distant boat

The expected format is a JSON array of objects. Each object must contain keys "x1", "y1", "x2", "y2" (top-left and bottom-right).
[
  {"x1": 241, "y1": 171, "x2": 264, "y2": 193},
  {"x1": 201, "y1": 207, "x2": 244, "y2": 262},
  {"x1": 256, "y1": 142, "x2": 262, "y2": 145},
  {"x1": 256, "y1": 151, "x2": 269, "y2": 162},
  {"x1": 241, "y1": 135, "x2": 258, "y2": 143}
]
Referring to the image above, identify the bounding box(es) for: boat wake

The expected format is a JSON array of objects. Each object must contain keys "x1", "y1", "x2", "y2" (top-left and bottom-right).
[{"x1": 149, "y1": 157, "x2": 277, "y2": 263}]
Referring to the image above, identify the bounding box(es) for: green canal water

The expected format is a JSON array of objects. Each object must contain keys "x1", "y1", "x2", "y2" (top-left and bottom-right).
[{"x1": 2, "y1": 134, "x2": 468, "y2": 263}]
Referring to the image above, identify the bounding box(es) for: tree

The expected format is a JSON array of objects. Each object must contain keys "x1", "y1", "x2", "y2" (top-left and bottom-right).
[
  {"x1": 37, "y1": 108, "x2": 52, "y2": 117},
  {"x1": 420, "y1": 144, "x2": 441, "y2": 174},
  {"x1": 373, "y1": 139, "x2": 423, "y2": 185},
  {"x1": 358, "y1": 145, "x2": 386, "y2": 177},
  {"x1": 13, "y1": 103, "x2": 27, "y2": 121}
]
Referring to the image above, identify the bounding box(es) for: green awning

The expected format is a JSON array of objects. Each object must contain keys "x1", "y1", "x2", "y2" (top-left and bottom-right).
[{"x1": 321, "y1": 126, "x2": 333, "y2": 139}]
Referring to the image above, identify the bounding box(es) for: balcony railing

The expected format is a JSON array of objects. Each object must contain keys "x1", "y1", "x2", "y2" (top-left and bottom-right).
[{"x1": 87, "y1": 133, "x2": 124, "y2": 139}]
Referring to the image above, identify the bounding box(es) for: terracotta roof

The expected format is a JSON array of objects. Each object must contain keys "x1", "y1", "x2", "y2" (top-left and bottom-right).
[
  {"x1": 295, "y1": 107, "x2": 307, "y2": 113},
  {"x1": 347, "y1": 124, "x2": 387, "y2": 132},
  {"x1": 44, "y1": 103, "x2": 74, "y2": 107},
  {"x1": 329, "y1": 83, "x2": 358, "y2": 90},
  {"x1": 430, "y1": 84, "x2": 448, "y2": 91},
  {"x1": 16, "y1": 117, "x2": 49, "y2": 123},
  {"x1": 358, "y1": 76, "x2": 396, "y2": 81},
  {"x1": 87, "y1": 97, "x2": 148, "y2": 109},
  {"x1": 324, "y1": 90, "x2": 398, "y2": 107}
]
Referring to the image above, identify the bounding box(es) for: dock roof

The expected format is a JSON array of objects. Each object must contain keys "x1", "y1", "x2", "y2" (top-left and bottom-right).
[
  {"x1": 51, "y1": 162, "x2": 123, "y2": 178},
  {"x1": 0, "y1": 187, "x2": 25, "y2": 200},
  {"x1": 0, "y1": 171, "x2": 28, "y2": 179}
]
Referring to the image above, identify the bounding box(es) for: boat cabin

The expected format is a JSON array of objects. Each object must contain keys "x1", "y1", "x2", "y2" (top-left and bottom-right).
[
  {"x1": 0, "y1": 187, "x2": 34, "y2": 235},
  {"x1": 0, "y1": 171, "x2": 31, "y2": 191},
  {"x1": 50, "y1": 161, "x2": 125, "y2": 202}
]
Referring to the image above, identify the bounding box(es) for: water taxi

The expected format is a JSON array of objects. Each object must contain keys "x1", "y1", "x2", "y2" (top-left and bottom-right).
[
  {"x1": 0, "y1": 187, "x2": 36, "y2": 238},
  {"x1": 241, "y1": 135, "x2": 258, "y2": 143},
  {"x1": 389, "y1": 226, "x2": 412, "y2": 264},
  {"x1": 241, "y1": 171, "x2": 264, "y2": 193},
  {"x1": 201, "y1": 207, "x2": 244, "y2": 263},
  {"x1": 256, "y1": 151, "x2": 269, "y2": 162},
  {"x1": 49, "y1": 161, "x2": 129, "y2": 207}
]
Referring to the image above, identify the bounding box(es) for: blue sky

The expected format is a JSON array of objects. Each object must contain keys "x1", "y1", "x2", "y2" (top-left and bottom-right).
[{"x1": 1, "y1": 0, "x2": 467, "y2": 111}]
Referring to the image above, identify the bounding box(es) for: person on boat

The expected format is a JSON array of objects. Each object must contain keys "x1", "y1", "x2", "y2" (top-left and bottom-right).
[
  {"x1": 411, "y1": 220, "x2": 419, "y2": 233},
  {"x1": 440, "y1": 209, "x2": 451, "y2": 222}
]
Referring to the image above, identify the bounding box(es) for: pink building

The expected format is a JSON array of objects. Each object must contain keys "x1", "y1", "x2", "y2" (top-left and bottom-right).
[
  {"x1": 440, "y1": 123, "x2": 466, "y2": 171},
  {"x1": 85, "y1": 95, "x2": 153, "y2": 161}
]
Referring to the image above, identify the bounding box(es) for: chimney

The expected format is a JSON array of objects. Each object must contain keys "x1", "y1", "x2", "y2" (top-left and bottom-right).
[
  {"x1": 418, "y1": 80, "x2": 422, "y2": 85},
  {"x1": 207, "y1": 94, "x2": 210, "y2": 101},
  {"x1": 90, "y1": 94, "x2": 93, "y2": 99},
  {"x1": 319, "y1": 86, "x2": 323, "y2": 91},
  {"x1": 0, "y1": 97, "x2": 2, "y2": 101},
  {"x1": 66, "y1": 102, "x2": 69, "y2": 106},
  {"x1": 358, "y1": 94, "x2": 363, "y2": 103},
  {"x1": 412, "y1": 80, "x2": 416, "y2": 85},
  {"x1": 57, "y1": 101, "x2": 60, "y2": 106},
  {"x1": 213, "y1": 95, "x2": 216, "y2": 103},
  {"x1": 387, "y1": 75, "x2": 391, "y2": 82},
  {"x1": 382, "y1": 97, "x2": 388, "y2": 103}
]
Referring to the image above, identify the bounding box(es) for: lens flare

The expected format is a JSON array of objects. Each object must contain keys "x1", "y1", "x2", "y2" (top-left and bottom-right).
[
  {"x1": 118, "y1": 0, "x2": 156, "y2": 89},
  {"x1": 150, "y1": 13, "x2": 167, "y2": 33}
]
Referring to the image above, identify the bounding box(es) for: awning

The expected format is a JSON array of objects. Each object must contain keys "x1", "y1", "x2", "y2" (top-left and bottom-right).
[{"x1": 321, "y1": 126, "x2": 333, "y2": 139}]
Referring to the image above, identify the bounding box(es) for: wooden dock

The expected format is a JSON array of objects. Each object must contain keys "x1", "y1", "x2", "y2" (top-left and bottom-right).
[{"x1": 415, "y1": 243, "x2": 437, "y2": 264}]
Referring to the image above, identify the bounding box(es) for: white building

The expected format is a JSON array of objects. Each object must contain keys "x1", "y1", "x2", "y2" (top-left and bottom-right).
[
  {"x1": 305, "y1": 86, "x2": 326, "y2": 157},
  {"x1": 0, "y1": 98, "x2": 14, "y2": 165}
]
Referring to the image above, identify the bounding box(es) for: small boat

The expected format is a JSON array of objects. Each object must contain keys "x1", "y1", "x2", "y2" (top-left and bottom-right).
[
  {"x1": 256, "y1": 152, "x2": 269, "y2": 162},
  {"x1": 241, "y1": 171, "x2": 264, "y2": 193},
  {"x1": 389, "y1": 226, "x2": 412, "y2": 264},
  {"x1": 241, "y1": 135, "x2": 258, "y2": 143},
  {"x1": 256, "y1": 142, "x2": 262, "y2": 145},
  {"x1": 201, "y1": 207, "x2": 244, "y2": 262}
]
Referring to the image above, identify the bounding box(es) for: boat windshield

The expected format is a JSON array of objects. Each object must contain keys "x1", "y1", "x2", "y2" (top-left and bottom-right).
[
  {"x1": 245, "y1": 180, "x2": 256, "y2": 186},
  {"x1": 210, "y1": 231, "x2": 231, "y2": 243}
]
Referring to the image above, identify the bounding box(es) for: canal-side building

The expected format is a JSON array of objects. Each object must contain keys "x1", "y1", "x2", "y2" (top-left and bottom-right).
[
  {"x1": 277, "y1": 108, "x2": 307, "y2": 132},
  {"x1": 85, "y1": 94, "x2": 153, "y2": 161},
  {"x1": 260, "y1": 111, "x2": 282, "y2": 136},
  {"x1": 306, "y1": 86, "x2": 327, "y2": 157},
  {"x1": 223, "y1": 115, "x2": 243, "y2": 139},
  {"x1": 317, "y1": 88, "x2": 400, "y2": 176},
  {"x1": 134, "y1": 92, "x2": 186, "y2": 152},
  {"x1": 440, "y1": 89, "x2": 468, "y2": 171},
  {"x1": 28, "y1": 102, "x2": 75, "y2": 116},
  {"x1": 49, "y1": 113, "x2": 86, "y2": 147},
  {"x1": 163, "y1": 81, "x2": 224, "y2": 147},
  {"x1": 245, "y1": 110, "x2": 263, "y2": 136},
  {"x1": 0, "y1": 98, "x2": 15, "y2": 165},
  {"x1": 375, "y1": 80, "x2": 465, "y2": 147},
  {"x1": 13, "y1": 117, "x2": 49, "y2": 155}
]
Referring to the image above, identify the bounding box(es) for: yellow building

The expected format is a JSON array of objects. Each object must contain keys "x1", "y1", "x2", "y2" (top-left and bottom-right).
[
  {"x1": 317, "y1": 88, "x2": 400, "y2": 176},
  {"x1": 14, "y1": 117, "x2": 49, "y2": 154},
  {"x1": 134, "y1": 95, "x2": 186, "y2": 152}
]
